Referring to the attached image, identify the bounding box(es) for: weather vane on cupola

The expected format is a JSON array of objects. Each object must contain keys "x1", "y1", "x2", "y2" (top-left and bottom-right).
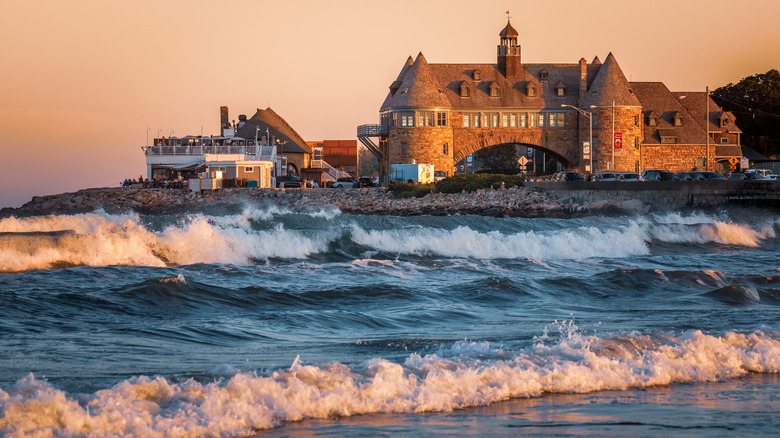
[{"x1": 506, "y1": 10, "x2": 511, "y2": 21}]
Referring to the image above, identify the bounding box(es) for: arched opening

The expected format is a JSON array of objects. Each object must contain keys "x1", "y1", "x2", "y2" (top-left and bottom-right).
[{"x1": 454, "y1": 142, "x2": 568, "y2": 176}]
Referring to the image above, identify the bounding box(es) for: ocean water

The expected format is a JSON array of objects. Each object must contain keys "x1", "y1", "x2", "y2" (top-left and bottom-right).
[{"x1": 1, "y1": 205, "x2": 779, "y2": 437}]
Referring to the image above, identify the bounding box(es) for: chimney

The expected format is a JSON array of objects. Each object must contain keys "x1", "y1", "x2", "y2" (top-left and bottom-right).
[
  {"x1": 579, "y1": 58, "x2": 588, "y2": 105},
  {"x1": 220, "y1": 106, "x2": 230, "y2": 130}
]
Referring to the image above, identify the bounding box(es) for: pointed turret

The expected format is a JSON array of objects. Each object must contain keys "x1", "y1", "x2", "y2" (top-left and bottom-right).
[
  {"x1": 387, "y1": 52, "x2": 451, "y2": 108},
  {"x1": 581, "y1": 53, "x2": 640, "y2": 108},
  {"x1": 381, "y1": 56, "x2": 415, "y2": 111}
]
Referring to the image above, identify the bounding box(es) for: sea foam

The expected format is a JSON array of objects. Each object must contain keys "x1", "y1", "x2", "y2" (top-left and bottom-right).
[{"x1": 1, "y1": 329, "x2": 779, "y2": 436}]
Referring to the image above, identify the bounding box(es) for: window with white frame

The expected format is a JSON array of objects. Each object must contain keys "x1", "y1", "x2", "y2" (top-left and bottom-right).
[
  {"x1": 418, "y1": 111, "x2": 433, "y2": 127},
  {"x1": 510, "y1": 113, "x2": 517, "y2": 127},
  {"x1": 437, "y1": 112, "x2": 447, "y2": 127}
]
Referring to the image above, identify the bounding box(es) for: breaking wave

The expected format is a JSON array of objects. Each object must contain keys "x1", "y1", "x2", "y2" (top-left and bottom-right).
[
  {"x1": 0, "y1": 211, "x2": 776, "y2": 272},
  {"x1": 1, "y1": 328, "x2": 778, "y2": 436}
]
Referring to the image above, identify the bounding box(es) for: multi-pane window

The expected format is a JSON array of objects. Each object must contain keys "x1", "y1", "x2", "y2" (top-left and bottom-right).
[
  {"x1": 392, "y1": 112, "x2": 399, "y2": 127},
  {"x1": 443, "y1": 143, "x2": 448, "y2": 155},
  {"x1": 463, "y1": 113, "x2": 481, "y2": 128},
  {"x1": 510, "y1": 113, "x2": 517, "y2": 127},
  {"x1": 546, "y1": 112, "x2": 565, "y2": 127},
  {"x1": 401, "y1": 142, "x2": 408, "y2": 156},
  {"x1": 556, "y1": 87, "x2": 565, "y2": 97},
  {"x1": 400, "y1": 112, "x2": 415, "y2": 127},
  {"x1": 437, "y1": 112, "x2": 447, "y2": 127},
  {"x1": 418, "y1": 111, "x2": 433, "y2": 127},
  {"x1": 537, "y1": 113, "x2": 545, "y2": 127},
  {"x1": 502, "y1": 114, "x2": 509, "y2": 127},
  {"x1": 529, "y1": 113, "x2": 536, "y2": 127},
  {"x1": 521, "y1": 113, "x2": 527, "y2": 128}
]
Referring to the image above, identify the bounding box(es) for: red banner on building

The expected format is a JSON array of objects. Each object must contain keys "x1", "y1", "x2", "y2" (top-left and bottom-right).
[{"x1": 614, "y1": 132, "x2": 623, "y2": 149}]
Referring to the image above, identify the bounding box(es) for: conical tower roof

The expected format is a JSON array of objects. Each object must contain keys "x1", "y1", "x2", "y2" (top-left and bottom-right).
[
  {"x1": 387, "y1": 52, "x2": 451, "y2": 108},
  {"x1": 500, "y1": 20, "x2": 518, "y2": 38},
  {"x1": 380, "y1": 56, "x2": 415, "y2": 111},
  {"x1": 581, "y1": 53, "x2": 640, "y2": 107}
]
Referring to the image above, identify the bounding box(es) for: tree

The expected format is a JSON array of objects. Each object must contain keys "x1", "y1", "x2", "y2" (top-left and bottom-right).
[
  {"x1": 712, "y1": 69, "x2": 780, "y2": 159},
  {"x1": 475, "y1": 144, "x2": 520, "y2": 174}
]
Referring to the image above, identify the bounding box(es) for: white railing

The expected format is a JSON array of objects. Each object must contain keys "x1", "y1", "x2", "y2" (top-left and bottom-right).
[{"x1": 144, "y1": 145, "x2": 275, "y2": 157}]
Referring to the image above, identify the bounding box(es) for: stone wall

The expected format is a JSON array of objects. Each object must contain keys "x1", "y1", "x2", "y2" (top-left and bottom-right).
[
  {"x1": 641, "y1": 144, "x2": 708, "y2": 172},
  {"x1": 590, "y1": 107, "x2": 643, "y2": 173}
]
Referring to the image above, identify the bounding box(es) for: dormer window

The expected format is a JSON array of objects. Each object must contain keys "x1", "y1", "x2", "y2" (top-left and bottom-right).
[
  {"x1": 473, "y1": 70, "x2": 481, "y2": 81},
  {"x1": 647, "y1": 112, "x2": 658, "y2": 127},
  {"x1": 489, "y1": 83, "x2": 500, "y2": 97},
  {"x1": 459, "y1": 83, "x2": 470, "y2": 97},
  {"x1": 528, "y1": 85, "x2": 536, "y2": 97},
  {"x1": 720, "y1": 116, "x2": 729, "y2": 127},
  {"x1": 554, "y1": 82, "x2": 566, "y2": 97},
  {"x1": 674, "y1": 116, "x2": 683, "y2": 127},
  {"x1": 540, "y1": 70, "x2": 548, "y2": 80}
]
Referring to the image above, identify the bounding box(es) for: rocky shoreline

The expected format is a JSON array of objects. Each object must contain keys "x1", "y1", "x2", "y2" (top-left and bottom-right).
[{"x1": 0, "y1": 186, "x2": 639, "y2": 219}]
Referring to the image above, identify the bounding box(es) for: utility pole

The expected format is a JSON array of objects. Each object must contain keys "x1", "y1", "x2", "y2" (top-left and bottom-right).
[{"x1": 706, "y1": 86, "x2": 710, "y2": 170}]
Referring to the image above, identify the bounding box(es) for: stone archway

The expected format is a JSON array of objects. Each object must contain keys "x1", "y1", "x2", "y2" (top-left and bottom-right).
[{"x1": 452, "y1": 129, "x2": 576, "y2": 169}]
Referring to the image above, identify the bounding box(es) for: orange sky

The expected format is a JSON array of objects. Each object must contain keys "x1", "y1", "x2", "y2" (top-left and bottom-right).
[{"x1": 1, "y1": 0, "x2": 778, "y2": 207}]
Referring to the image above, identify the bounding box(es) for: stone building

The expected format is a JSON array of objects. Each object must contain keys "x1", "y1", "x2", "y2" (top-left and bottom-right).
[{"x1": 369, "y1": 19, "x2": 742, "y2": 176}]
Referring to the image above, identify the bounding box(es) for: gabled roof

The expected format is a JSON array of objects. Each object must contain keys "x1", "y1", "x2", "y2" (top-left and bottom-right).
[
  {"x1": 235, "y1": 107, "x2": 312, "y2": 154},
  {"x1": 672, "y1": 91, "x2": 742, "y2": 134},
  {"x1": 581, "y1": 53, "x2": 641, "y2": 108},
  {"x1": 381, "y1": 52, "x2": 451, "y2": 110},
  {"x1": 631, "y1": 82, "x2": 708, "y2": 145}
]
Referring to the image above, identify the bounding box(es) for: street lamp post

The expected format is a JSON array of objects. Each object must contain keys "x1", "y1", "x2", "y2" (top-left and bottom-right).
[{"x1": 561, "y1": 104, "x2": 593, "y2": 174}]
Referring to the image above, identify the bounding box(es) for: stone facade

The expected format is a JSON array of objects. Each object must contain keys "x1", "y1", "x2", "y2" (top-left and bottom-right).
[{"x1": 377, "y1": 20, "x2": 742, "y2": 176}]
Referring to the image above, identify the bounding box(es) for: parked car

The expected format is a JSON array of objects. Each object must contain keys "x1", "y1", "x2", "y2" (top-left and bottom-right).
[
  {"x1": 744, "y1": 169, "x2": 772, "y2": 178},
  {"x1": 331, "y1": 177, "x2": 355, "y2": 188},
  {"x1": 592, "y1": 172, "x2": 617, "y2": 181},
  {"x1": 276, "y1": 175, "x2": 304, "y2": 188},
  {"x1": 616, "y1": 172, "x2": 641, "y2": 181},
  {"x1": 434, "y1": 170, "x2": 447, "y2": 182},
  {"x1": 694, "y1": 171, "x2": 726, "y2": 180},
  {"x1": 729, "y1": 172, "x2": 768, "y2": 180},
  {"x1": 353, "y1": 177, "x2": 374, "y2": 188},
  {"x1": 555, "y1": 171, "x2": 586, "y2": 181},
  {"x1": 641, "y1": 169, "x2": 675, "y2": 181},
  {"x1": 675, "y1": 171, "x2": 696, "y2": 181}
]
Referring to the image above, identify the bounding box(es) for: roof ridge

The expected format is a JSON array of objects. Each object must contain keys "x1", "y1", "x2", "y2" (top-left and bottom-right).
[{"x1": 265, "y1": 107, "x2": 308, "y2": 147}]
